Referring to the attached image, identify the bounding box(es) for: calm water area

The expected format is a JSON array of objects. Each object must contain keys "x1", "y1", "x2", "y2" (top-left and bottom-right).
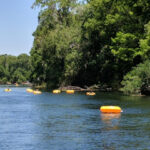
[{"x1": 0, "y1": 87, "x2": 150, "y2": 150}]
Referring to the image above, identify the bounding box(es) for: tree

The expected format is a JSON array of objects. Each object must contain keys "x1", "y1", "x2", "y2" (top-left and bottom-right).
[{"x1": 30, "y1": 0, "x2": 83, "y2": 88}]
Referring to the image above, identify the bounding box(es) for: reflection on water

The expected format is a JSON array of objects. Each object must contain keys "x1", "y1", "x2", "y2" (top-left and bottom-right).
[
  {"x1": 101, "y1": 113, "x2": 121, "y2": 123},
  {"x1": 101, "y1": 113, "x2": 121, "y2": 131}
]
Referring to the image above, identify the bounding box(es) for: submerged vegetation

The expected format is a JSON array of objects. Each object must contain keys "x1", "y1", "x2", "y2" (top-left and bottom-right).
[{"x1": 1, "y1": 0, "x2": 150, "y2": 95}]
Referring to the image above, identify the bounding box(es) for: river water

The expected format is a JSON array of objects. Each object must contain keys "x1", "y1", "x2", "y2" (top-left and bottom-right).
[{"x1": 0, "y1": 87, "x2": 150, "y2": 150}]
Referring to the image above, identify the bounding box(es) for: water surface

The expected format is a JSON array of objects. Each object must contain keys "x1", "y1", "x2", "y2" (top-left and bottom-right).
[{"x1": 0, "y1": 87, "x2": 150, "y2": 150}]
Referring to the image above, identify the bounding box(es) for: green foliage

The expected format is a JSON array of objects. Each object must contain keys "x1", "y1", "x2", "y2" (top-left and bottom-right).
[
  {"x1": 80, "y1": 0, "x2": 150, "y2": 86},
  {"x1": 111, "y1": 32, "x2": 139, "y2": 62},
  {"x1": 121, "y1": 75, "x2": 142, "y2": 95},
  {"x1": 139, "y1": 21, "x2": 150, "y2": 60},
  {"x1": 121, "y1": 60, "x2": 150, "y2": 95}
]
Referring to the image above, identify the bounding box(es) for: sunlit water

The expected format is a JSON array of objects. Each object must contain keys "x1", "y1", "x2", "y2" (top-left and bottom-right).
[{"x1": 0, "y1": 87, "x2": 150, "y2": 149}]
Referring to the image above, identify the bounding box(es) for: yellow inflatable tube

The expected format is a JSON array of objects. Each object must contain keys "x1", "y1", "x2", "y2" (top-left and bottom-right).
[
  {"x1": 33, "y1": 90, "x2": 42, "y2": 94},
  {"x1": 100, "y1": 106, "x2": 122, "y2": 113},
  {"x1": 86, "y1": 92, "x2": 96, "y2": 96},
  {"x1": 26, "y1": 88, "x2": 33, "y2": 93},
  {"x1": 66, "y1": 90, "x2": 75, "y2": 94},
  {"x1": 4, "y1": 89, "x2": 12, "y2": 92},
  {"x1": 53, "y1": 90, "x2": 61, "y2": 94},
  {"x1": 15, "y1": 83, "x2": 19, "y2": 86}
]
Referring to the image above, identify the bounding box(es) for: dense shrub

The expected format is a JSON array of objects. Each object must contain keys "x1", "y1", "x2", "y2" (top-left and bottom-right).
[{"x1": 121, "y1": 60, "x2": 150, "y2": 95}]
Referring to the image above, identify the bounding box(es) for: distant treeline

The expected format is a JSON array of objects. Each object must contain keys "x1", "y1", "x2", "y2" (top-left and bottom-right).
[{"x1": 0, "y1": 54, "x2": 31, "y2": 84}]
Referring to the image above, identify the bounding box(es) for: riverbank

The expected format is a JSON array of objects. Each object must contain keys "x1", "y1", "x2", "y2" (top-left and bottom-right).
[
  {"x1": 32, "y1": 84, "x2": 150, "y2": 96},
  {"x1": 58, "y1": 85, "x2": 112, "y2": 92},
  {"x1": 33, "y1": 84, "x2": 114, "y2": 92},
  {"x1": 0, "y1": 82, "x2": 32, "y2": 87}
]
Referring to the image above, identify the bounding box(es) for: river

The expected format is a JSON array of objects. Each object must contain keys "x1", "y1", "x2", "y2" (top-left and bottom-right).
[{"x1": 0, "y1": 87, "x2": 150, "y2": 150}]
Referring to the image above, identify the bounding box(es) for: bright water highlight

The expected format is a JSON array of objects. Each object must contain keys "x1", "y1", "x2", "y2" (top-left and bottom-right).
[{"x1": 0, "y1": 87, "x2": 150, "y2": 149}]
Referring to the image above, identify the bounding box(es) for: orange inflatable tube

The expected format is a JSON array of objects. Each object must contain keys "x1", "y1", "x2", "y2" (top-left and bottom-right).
[
  {"x1": 66, "y1": 90, "x2": 75, "y2": 94},
  {"x1": 100, "y1": 106, "x2": 122, "y2": 113}
]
